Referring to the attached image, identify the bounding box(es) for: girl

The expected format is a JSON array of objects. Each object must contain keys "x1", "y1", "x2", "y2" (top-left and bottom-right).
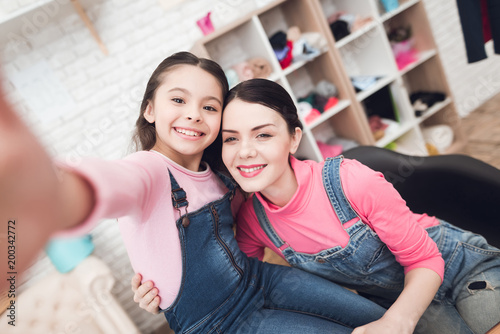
[
  {"x1": 0, "y1": 52, "x2": 387, "y2": 333},
  {"x1": 221, "y1": 79, "x2": 500, "y2": 334}
]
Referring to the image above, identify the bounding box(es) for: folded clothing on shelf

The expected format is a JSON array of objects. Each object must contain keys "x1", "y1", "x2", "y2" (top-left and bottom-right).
[{"x1": 410, "y1": 91, "x2": 446, "y2": 116}]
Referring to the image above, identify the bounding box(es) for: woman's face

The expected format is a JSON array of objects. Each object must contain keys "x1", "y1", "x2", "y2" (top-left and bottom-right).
[{"x1": 221, "y1": 99, "x2": 301, "y2": 201}]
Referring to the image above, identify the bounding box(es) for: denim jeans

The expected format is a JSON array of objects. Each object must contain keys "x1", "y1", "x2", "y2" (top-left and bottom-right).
[
  {"x1": 253, "y1": 156, "x2": 500, "y2": 334},
  {"x1": 162, "y1": 170, "x2": 385, "y2": 333}
]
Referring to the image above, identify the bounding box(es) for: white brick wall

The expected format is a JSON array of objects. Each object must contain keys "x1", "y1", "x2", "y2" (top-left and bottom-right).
[{"x1": 2, "y1": 0, "x2": 499, "y2": 333}]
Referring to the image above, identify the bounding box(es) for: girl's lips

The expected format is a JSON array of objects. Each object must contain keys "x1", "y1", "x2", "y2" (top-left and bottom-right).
[
  {"x1": 174, "y1": 127, "x2": 204, "y2": 140},
  {"x1": 237, "y1": 164, "x2": 267, "y2": 178}
]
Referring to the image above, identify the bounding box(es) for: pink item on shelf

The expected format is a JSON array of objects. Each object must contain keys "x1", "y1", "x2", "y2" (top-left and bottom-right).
[
  {"x1": 316, "y1": 140, "x2": 343, "y2": 159},
  {"x1": 324, "y1": 97, "x2": 339, "y2": 111},
  {"x1": 395, "y1": 49, "x2": 418, "y2": 70},
  {"x1": 197, "y1": 12, "x2": 214, "y2": 36},
  {"x1": 391, "y1": 39, "x2": 418, "y2": 70},
  {"x1": 305, "y1": 108, "x2": 321, "y2": 124},
  {"x1": 232, "y1": 61, "x2": 254, "y2": 81}
]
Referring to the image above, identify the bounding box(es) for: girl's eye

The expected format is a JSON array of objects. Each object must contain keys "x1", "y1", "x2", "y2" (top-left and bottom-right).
[
  {"x1": 204, "y1": 105, "x2": 218, "y2": 112},
  {"x1": 257, "y1": 133, "x2": 272, "y2": 139},
  {"x1": 172, "y1": 98, "x2": 185, "y2": 104}
]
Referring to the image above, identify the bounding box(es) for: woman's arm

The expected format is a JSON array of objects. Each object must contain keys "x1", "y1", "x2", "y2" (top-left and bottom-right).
[
  {"x1": 353, "y1": 267, "x2": 441, "y2": 334},
  {"x1": 341, "y1": 159, "x2": 444, "y2": 333}
]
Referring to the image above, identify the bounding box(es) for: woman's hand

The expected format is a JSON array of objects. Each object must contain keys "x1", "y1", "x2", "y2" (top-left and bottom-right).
[
  {"x1": 131, "y1": 273, "x2": 161, "y2": 314},
  {"x1": 352, "y1": 313, "x2": 414, "y2": 334},
  {"x1": 354, "y1": 267, "x2": 441, "y2": 334}
]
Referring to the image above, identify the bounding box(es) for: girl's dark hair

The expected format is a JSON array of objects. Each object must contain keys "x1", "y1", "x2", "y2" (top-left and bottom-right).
[
  {"x1": 133, "y1": 51, "x2": 229, "y2": 170},
  {"x1": 224, "y1": 78, "x2": 303, "y2": 135}
]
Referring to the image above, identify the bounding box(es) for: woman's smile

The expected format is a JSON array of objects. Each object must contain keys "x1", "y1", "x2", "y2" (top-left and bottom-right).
[{"x1": 237, "y1": 164, "x2": 267, "y2": 178}]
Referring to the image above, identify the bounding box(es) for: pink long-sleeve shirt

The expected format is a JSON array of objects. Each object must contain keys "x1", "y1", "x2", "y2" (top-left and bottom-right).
[
  {"x1": 57, "y1": 150, "x2": 241, "y2": 310},
  {"x1": 235, "y1": 157, "x2": 445, "y2": 280}
]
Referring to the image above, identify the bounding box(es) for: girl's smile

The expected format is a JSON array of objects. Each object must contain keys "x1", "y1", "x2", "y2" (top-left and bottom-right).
[{"x1": 174, "y1": 127, "x2": 205, "y2": 139}]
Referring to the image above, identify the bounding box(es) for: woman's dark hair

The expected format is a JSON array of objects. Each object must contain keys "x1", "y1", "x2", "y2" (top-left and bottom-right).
[
  {"x1": 224, "y1": 78, "x2": 303, "y2": 135},
  {"x1": 132, "y1": 51, "x2": 229, "y2": 170}
]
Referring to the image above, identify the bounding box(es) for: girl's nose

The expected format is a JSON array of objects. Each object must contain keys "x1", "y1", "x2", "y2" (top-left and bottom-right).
[{"x1": 186, "y1": 108, "x2": 202, "y2": 122}]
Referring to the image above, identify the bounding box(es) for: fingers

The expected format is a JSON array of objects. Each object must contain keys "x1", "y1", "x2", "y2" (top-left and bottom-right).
[
  {"x1": 131, "y1": 273, "x2": 142, "y2": 292},
  {"x1": 138, "y1": 285, "x2": 158, "y2": 308},
  {"x1": 146, "y1": 295, "x2": 161, "y2": 315}
]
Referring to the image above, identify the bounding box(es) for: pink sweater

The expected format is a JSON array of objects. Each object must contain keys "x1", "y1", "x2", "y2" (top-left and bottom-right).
[
  {"x1": 236, "y1": 157, "x2": 445, "y2": 280},
  {"x1": 57, "y1": 150, "x2": 240, "y2": 309}
]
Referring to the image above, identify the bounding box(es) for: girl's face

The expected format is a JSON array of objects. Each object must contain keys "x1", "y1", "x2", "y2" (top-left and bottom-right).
[
  {"x1": 222, "y1": 99, "x2": 302, "y2": 205},
  {"x1": 144, "y1": 65, "x2": 223, "y2": 170}
]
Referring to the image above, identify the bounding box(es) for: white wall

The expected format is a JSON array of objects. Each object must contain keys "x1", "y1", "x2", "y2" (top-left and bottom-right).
[{"x1": 1, "y1": 0, "x2": 499, "y2": 333}]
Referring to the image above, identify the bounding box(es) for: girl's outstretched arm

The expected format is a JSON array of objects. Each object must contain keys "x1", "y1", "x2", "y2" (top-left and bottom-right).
[
  {"x1": 352, "y1": 267, "x2": 441, "y2": 334},
  {"x1": 0, "y1": 85, "x2": 95, "y2": 293}
]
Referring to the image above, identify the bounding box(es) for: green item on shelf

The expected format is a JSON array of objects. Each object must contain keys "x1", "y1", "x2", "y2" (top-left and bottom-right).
[{"x1": 385, "y1": 141, "x2": 398, "y2": 151}]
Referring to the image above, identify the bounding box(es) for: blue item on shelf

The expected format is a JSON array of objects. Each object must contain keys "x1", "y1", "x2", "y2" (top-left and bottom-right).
[{"x1": 380, "y1": 0, "x2": 399, "y2": 12}]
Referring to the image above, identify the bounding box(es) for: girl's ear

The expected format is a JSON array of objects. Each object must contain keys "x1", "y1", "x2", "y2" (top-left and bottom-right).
[
  {"x1": 289, "y1": 127, "x2": 303, "y2": 155},
  {"x1": 143, "y1": 101, "x2": 155, "y2": 124}
]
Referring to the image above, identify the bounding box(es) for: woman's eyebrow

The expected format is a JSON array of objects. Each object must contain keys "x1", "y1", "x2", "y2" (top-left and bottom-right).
[{"x1": 222, "y1": 124, "x2": 276, "y2": 133}]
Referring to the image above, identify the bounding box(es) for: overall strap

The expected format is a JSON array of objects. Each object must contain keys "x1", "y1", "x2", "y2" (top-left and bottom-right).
[
  {"x1": 252, "y1": 195, "x2": 294, "y2": 256},
  {"x1": 322, "y1": 156, "x2": 359, "y2": 225},
  {"x1": 168, "y1": 170, "x2": 190, "y2": 227},
  {"x1": 215, "y1": 170, "x2": 237, "y2": 194}
]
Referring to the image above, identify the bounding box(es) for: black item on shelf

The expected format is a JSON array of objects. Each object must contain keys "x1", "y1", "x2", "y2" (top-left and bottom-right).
[
  {"x1": 410, "y1": 91, "x2": 446, "y2": 117},
  {"x1": 330, "y1": 20, "x2": 350, "y2": 41},
  {"x1": 362, "y1": 85, "x2": 397, "y2": 121},
  {"x1": 269, "y1": 31, "x2": 288, "y2": 51}
]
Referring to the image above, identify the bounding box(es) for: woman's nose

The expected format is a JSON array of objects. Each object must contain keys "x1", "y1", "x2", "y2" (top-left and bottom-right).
[{"x1": 239, "y1": 141, "x2": 257, "y2": 159}]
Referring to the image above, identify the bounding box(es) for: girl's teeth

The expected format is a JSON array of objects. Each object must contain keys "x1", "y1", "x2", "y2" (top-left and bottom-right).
[
  {"x1": 176, "y1": 128, "x2": 200, "y2": 136},
  {"x1": 240, "y1": 166, "x2": 264, "y2": 173}
]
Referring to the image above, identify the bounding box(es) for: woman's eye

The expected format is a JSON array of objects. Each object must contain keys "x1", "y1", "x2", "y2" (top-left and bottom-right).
[
  {"x1": 172, "y1": 98, "x2": 185, "y2": 104},
  {"x1": 257, "y1": 133, "x2": 272, "y2": 139},
  {"x1": 223, "y1": 137, "x2": 236, "y2": 143}
]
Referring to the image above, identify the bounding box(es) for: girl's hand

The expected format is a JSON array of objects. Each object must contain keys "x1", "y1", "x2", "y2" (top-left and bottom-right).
[{"x1": 131, "y1": 273, "x2": 161, "y2": 314}]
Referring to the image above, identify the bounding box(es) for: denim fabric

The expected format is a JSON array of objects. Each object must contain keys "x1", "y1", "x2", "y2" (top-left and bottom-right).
[
  {"x1": 253, "y1": 156, "x2": 500, "y2": 334},
  {"x1": 162, "y1": 170, "x2": 385, "y2": 334}
]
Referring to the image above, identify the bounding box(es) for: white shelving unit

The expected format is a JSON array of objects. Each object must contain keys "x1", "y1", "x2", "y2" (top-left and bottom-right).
[{"x1": 192, "y1": 0, "x2": 466, "y2": 160}]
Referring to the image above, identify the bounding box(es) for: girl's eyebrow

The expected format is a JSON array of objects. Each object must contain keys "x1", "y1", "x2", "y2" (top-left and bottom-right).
[
  {"x1": 222, "y1": 123, "x2": 275, "y2": 133},
  {"x1": 168, "y1": 87, "x2": 222, "y2": 106}
]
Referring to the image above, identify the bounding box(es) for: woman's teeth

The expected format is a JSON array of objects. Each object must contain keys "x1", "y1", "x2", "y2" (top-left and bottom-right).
[{"x1": 239, "y1": 165, "x2": 264, "y2": 173}]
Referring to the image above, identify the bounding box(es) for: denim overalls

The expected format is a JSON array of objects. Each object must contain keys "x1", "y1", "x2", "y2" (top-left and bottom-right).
[
  {"x1": 161, "y1": 170, "x2": 386, "y2": 334},
  {"x1": 253, "y1": 156, "x2": 500, "y2": 334}
]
